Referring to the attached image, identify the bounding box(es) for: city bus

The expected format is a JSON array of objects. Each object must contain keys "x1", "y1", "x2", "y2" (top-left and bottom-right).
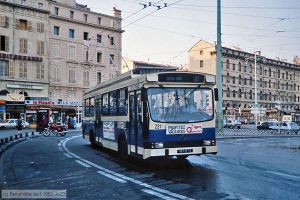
[{"x1": 82, "y1": 71, "x2": 218, "y2": 159}]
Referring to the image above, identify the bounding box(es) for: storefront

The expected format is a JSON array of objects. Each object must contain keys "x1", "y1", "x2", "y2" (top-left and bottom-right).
[{"x1": 0, "y1": 100, "x2": 5, "y2": 122}]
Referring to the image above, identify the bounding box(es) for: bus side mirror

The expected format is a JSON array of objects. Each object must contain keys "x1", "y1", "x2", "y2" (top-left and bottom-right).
[{"x1": 214, "y1": 88, "x2": 219, "y2": 101}]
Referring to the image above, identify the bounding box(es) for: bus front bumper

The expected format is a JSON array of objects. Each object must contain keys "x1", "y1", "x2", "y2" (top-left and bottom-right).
[{"x1": 143, "y1": 146, "x2": 218, "y2": 159}]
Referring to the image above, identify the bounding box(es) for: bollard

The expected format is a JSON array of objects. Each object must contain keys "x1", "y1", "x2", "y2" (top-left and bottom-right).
[
  {"x1": 9, "y1": 136, "x2": 13, "y2": 141},
  {"x1": 19, "y1": 133, "x2": 23, "y2": 138},
  {"x1": 5, "y1": 138, "x2": 9, "y2": 143},
  {"x1": 1, "y1": 139, "x2": 4, "y2": 144},
  {"x1": 31, "y1": 131, "x2": 35, "y2": 136},
  {"x1": 15, "y1": 135, "x2": 18, "y2": 140},
  {"x1": 25, "y1": 132, "x2": 29, "y2": 137}
]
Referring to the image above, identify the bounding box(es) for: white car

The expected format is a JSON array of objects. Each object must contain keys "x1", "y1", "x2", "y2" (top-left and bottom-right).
[
  {"x1": 0, "y1": 119, "x2": 29, "y2": 129},
  {"x1": 270, "y1": 122, "x2": 299, "y2": 133}
]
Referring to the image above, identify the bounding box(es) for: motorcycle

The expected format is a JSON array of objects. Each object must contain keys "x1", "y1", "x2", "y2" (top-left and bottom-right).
[{"x1": 42, "y1": 123, "x2": 68, "y2": 136}]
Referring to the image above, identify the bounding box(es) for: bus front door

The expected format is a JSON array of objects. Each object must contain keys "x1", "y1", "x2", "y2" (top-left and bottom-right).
[
  {"x1": 129, "y1": 91, "x2": 143, "y2": 155},
  {"x1": 95, "y1": 98, "x2": 101, "y2": 142}
]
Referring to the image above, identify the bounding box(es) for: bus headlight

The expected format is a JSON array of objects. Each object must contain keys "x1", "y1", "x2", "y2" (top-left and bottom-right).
[
  {"x1": 152, "y1": 142, "x2": 164, "y2": 148},
  {"x1": 204, "y1": 140, "x2": 211, "y2": 146}
]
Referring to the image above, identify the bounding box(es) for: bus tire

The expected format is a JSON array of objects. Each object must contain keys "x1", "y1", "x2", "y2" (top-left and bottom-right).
[
  {"x1": 118, "y1": 137, "x2": 128, "y2": 160},
  {"x1": 176, "y1": 155, "x2": 188, "y2": 159},
  {"x1": 89, "y1": 131, "x2": 96, "y2": 148}
]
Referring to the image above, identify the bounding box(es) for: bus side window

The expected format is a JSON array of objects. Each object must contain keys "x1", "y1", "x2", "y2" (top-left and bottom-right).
[
  {"x1": 137, "y1": 93, "x2": 142, "y2": 123},
  {"x1": 84, "y1": 99, "x2": 90, "y2": 117},
  {"x1": 102, "y1": 93, "x2": 109, "y2": 115},
  {"x1": 119, "y1": 88, "x2": 128, "y2": 115},
  {"x1": 90, "y1": 98, "x2": 95, "y2": 117},
  {"x1": 110, "y1": 91, "x2": 118, "y2": 115}
]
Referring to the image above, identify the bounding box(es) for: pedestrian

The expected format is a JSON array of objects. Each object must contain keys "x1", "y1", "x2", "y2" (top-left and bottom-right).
[
  {"x1": 49, "y1": 114, "x2": 54, "y2": 124},
  {"x1": 16, "y1": 116, "x2": 23, "y2": 134}
]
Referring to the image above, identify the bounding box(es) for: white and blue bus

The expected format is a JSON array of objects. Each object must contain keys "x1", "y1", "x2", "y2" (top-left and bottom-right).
[{"x1": 82, "y1": 71, "x2": 218, "y2": 159}]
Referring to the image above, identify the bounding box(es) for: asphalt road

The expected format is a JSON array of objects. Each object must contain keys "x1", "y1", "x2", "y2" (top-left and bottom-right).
[{"x1": 1, "y1": 132, "x2": 300, "y2": 200}]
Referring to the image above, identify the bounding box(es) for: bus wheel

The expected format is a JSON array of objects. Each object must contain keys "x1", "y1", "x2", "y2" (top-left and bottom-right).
[
  {"x1": 176, "y1": 155, "x2": 188, "y2": 159},
  {"x1": 89, "y1": 131, "x2": 96, "y2": 148},
  {"x1": 118, "y1": 137, "x2": 128, "y2": 160}
]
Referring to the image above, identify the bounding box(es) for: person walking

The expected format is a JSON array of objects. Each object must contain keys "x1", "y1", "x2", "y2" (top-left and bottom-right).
[{"x1": 16, "y1": 116, "x2": 23, "y2": 134}]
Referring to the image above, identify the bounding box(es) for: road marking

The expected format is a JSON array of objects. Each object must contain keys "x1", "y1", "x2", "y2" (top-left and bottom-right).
[
  {"x1": 265, "y1": 171, "x2": 300, "y2": 180},
  {"x1": 58, "y1": 147, "x2": 63, "y2": 151},
  {"x1": 142, "y1": 189, "x2": 178, "y2": 200},
  {"x1": 61, "y1": 136, "x2": 194, "y2": 200},
  {"x1": 63, "y1": 153, "x2": 72, "y2": 158},
  {"x1": 75, "y1": 160, "x2": 91, "y2": 168},
  {"x1": 97, "y1": 171, "x2": 127, "y2": 183}
]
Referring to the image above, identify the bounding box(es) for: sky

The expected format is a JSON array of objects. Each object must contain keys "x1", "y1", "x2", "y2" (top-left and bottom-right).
[{"x1": 77, "y1": 0, "x2": 300, "y2": 66}]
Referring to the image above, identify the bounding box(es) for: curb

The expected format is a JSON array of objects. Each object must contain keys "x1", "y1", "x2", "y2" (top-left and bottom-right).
[
  {"x1": 217, "y1": 134, "x2": 300, "y2": 140},
  {"x1": 0, "y1": 131, "x2": 42, "y2": 158}
]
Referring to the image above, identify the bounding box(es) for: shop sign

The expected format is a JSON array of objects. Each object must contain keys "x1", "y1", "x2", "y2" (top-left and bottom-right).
[
  {"x1": 7, "y1": 84, "x2": 43, "y2": 90},
  {"x1": 25, "y1": 100, "x2": 82, "y2": 107},
  {"x1": 6, "y1": 93, "x2": 24, "y2": 101},
  {"x1": 0, "y1": 52, "x2": 43, "y2": 62},
  {"x1": 25, "y1": 100, "x2": 55, "y2": 105},
  {"x1": 0, "y1": 100, "x2": 6, "y2": 104},
  {"x1": 59, "y1": 101, "x2": 82, "y2": 106}
]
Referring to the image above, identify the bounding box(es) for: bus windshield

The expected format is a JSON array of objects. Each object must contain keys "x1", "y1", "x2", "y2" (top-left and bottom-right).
[{"x1": 147, "y1": 87, "x2": 214, "y2": 123}]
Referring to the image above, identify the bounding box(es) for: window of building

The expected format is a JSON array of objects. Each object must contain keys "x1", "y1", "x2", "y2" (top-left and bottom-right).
[
  {"x1": 68, "y1": 45, "x2": 76, "y2": 60},
  {"x1": 259, "y1": 66, "x2": 262, "y2": 75},
  {"x1": 232, "y1": 63, "x2": 235, "y2": 71},
  {"x1": 53, "y1": 42, "x2": 60, "y2": 57},
  {"x1": 97, "y1": 34, "x2": 102, "y2": 43},
  {"x1": 226, "y1": 60, "x2": 229, "y2": 69},
  {"x1": 37, "y1": 41, "x2": 44, "y2": 56},
  {"x1": 0, "y1": 60, "x2": 8, "y2": 77},
  {"x1": 286, "y1": 71, "x2": 288, "y2": 79},
  {"x1": 19, "y1": 38, "x2": 27, "y2": 54},
  {"x1": 54, "y1": 26, "x2": 59, "y2": 36},
  {"x1": 0, "y1": 16, "x2": 9, "y2": 28},
  {"x1": 97, "y1": 72, "x2": 101, "y2": 84},
  {"x1": 282, "y1": 73, "x2": 284, "y2": 79},
  {"x1": 36, "y1": 63, "x2": 44, "y2": 79},
  {"x1": 278, "y1": 69, "x2": 280, "y2": 78},
  {"x1": 200, "y1": 60, "x2": 203, "y2": 68},
  {"x1": 232, "y1": 76, "x2": 235, "y2": 84},
  {"x1": 17, "y1": 19, "x2": 31, "y2": 31},
  {"x1": 269, "y1": 68, "x2": 271, "y2": 76},
  {"x1": 54, "y1": 67, "x2": 60, "y2": 82},
  {"x1": 249, "y1": 64, "x2": 252, "y2": 74},
  {"x1": 19, "y1": 62, "x2": 27, "y2": 78},
  {"x1": 226, "y1": 87, "x2": 230, "y2": 97},
  {"x1": 97, "y1": 52, "x2": 102, "y2": 63},
  {"x1": 53, "y1": 89, "x2": 61, "y2": 98},
  {"x1": 110, "y1": 54, "x2": 114, "y2": 64},
  {"x1": 83, "y1": 70, "x2": 89, "y2": 86},
  {"x1": 249, "y1": 76, "x2": 252, "y2": 86},
  {"x1": 233, "y1": 90, "x2": 236, "y2": 98},
  {"x1": 54, "y1": 7, "x2": 59, "y2": 15},
  {"x1": 226, "y1": 73, "x2": 229, "y2": 83},
  {"x1": 98, "y1": 17, "x2": 102, "y2": 25},
  {"x1": 250, "y1": 90, "x2": 253, "y2": 99},
  {"x1": 83, "y1": 14, "x2": 88, "y2": 22},
  {"x1": 200, "y1": 50, "x2": 203, "y2": 55},
  {"x1": 84, "y1": 32, "x2": 89, "y2": 40},
  {"x1": 244, "y1": 78, "x2": 247, "y2": 85},
  {"x1": 21, "y1": 0, "x2": 26, "y2": 5},
  {"x1": 38, "y1": 2, "x2": 43, "y2": 9},
  {"x1": 239, "y1": 75, "x2": 242, "y2": 84},
  {"x1": 244, "y1": 65, "x2": 246, "y2": 72},
  {"x1": 84, "y1": 49, "x2": 89, "y2": 61},
  {"x1": 37, "y1": 23, "x2": 44, "y2": 33},
  {"x1": 239, "y1": 89, "x2": 242, "y2": 98},
  {"x1": 110, "y1": 36, "x2": 114, "y2": 45},
  {"x1": 69, "y1": 29, "x2": 75, "y2": 39},
  {"x1": 238, "y1": 62, "x2": 241, "y2": 71},
  {"x1": 286, "y1": 82, "x2": 288, "y2": 90},
  {"x1": 69, "y1": 68, "x2": 75, "y2": 83},
  {"x1": 9, "y1": 61, "x2": 14, "y2": 77},
  {"x1": 68, "y1": 90, "x2": 76, "y2": 99},
  {"x1": 70, "y1": 10, "x2": 74, "y2": 19},
  {"x1": 0, "y1": 35, "x2": 9, "y2": 51}
]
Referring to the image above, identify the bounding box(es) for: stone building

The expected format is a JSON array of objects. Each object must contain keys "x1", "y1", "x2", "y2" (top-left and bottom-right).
[
  {"x1": 0, "y1": 0, "x2": 49, "y2": 120},
  {"x1": 188, "y1": 40, "x2": 300, "y2": 122}
]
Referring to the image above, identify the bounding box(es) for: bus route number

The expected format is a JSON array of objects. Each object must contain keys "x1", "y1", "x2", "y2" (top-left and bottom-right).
[{"x1": 155, "y1": 124, "x2": 161, "y2": 129}]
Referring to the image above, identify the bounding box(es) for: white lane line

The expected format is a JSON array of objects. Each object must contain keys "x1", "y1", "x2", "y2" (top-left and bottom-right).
[
  {"x1": 63, "y1": 153, "x2": 72, "y2": 158},
  {"x1": 265, "y1": 171, "x2": 300, "y2": 180},
  {"x1": 75, "y1": 160, "x2": 91, "y2": 168},
  {"x1": 58, "y1": 147, "x2": 63, "y2": 151},
  {"x1": 62, "y1": 136, "x2": 194, "y2": 200},
  {"x1": 142, "y1": 189, "x2": 178, "y2": 200},
  {"x1": 97, "y1": 171, "x2": 127, "y2": 183}
]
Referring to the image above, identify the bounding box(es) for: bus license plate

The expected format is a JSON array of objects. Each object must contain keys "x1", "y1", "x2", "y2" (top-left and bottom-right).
[{"x1": 177, "y1": 149, "x2": 193, "y2": 153}]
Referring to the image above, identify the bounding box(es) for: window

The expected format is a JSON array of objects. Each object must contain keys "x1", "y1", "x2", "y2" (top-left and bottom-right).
[
  {"x1": 69, "y1": 68, "x2": 75, "y2": 83},
  {"x1": 110, "y1": 54, "x2": 114, "y2": 64},
  {"x1": 232, "y1": 76, "x2": 235, "y2": 84},
  {"x1": 38, "y1": 2, "x2": 43, "y2": 9},
  {"x1": 244, "y1": 78, "x2": 247, "y2": 85},
  {"x1": 97, "y1": 72, "x2": 101, "y2": 83},
  {"x1": 269, "y1": 68, "x2": 271, "y2": 76},
  {"x1": 0, "y1": 60, "x2": 8, "y2": 77},
  {"x1": 101, "y1": 89, "x2": 128, "y2": 116},
  {"x1": 19, "y1": 38, "x2": 27, "y2": 54},
  {"x1": 109, "y1": 91, "x2": 117, "y2": 114},
  {"x1": 84, "y1": 32, "x2": 89, "y2": 40},
  {"x1": 0, "y1": 16, "x2": 9, "y2": 28},
  {"x1": 83, "y1": 70, "x2": 89, "y2": 86},
  {"x1": 54, "y1": 26, "x2": 59, "y2": 36},
  {"x1": 84, "y1": 49, "x2": 89, "y2": 61},
  {"x1": 269, "y1": 80, "x2": 271, "y2": 88},
  {"x1": 69, "y1": 29, "x2": 75, "y2": 38},
  {"x1": 18, "y1": 19, "x2": 31, "y2": 31},
  {"x1": 0, "y1": 35, "x2": 9, "y2": 51},
  {"x1": 98, "y1": 17, "x2": 101, "y2": 25},
  {"x1": 37, "y1": 23, "x2": 44, "y2": 33},
  {"x1": 226, "y1": 73, "x2": 230, "y2": 83},
  {"x1": 200, "y1": 50, "x2": 203, "y2": 55},
  {"x1": 53, "y1": 42, "x2": 60, "y2": 57},
  {"x1": 97, "y1": 34, "x2": 102, "y2": 43},
  {"x1": 54, "y1": 67, "x2": 60, "y2": 82},
  {"x1": 68, "y1": 45, "x2": 75, "y2": 60},
  {"x1": 238, "y1": 62, "x2": 241, "y2": 71},
  {"x1": 110, "y1": 36, "x2": 114, "y2": 45},
  {"x1": 232, "y1": 63, "x2": 235, "y2": 71},
  {"x1": 21, "y1": 0, "x2": 26, "y2": 5},
  {"x1": 36, "y1": 63, "x2": 44, "y2": 79},
  {"x1": 249, "y1": 64, "x2": 252, "y2": 74},
  {"x1": 102, "y1": 93, "x2": 109, "y2": 114},
  {"x1": 250, "y1": 76, "x2": 252, "y2": 86},
  {"x1": 200, "y1": 60, "x2": 203, "y2": 68},
  {"x1": 97, "y1": 52, "x2": 102, "y2": 63},
  {"x1": 83, "y1": 14, "x2": 88, "y2": 22},
  {"x1": 55, "y1": 7, "x2": 59, "y2": 15},
  {"x1": 244, "y1": 65, "x2": 246, "y2": 72},
  {"x1": 9, "y1": 61, "x2": 14, "y2": 77},
  {"x1": 19, "y1": 62, "x2": 27, "y2": 78},
  {"x1": 68, "y1": 90, "x2": 76, "y2": 99},
  {"x1": 239, "y1": 75, "x2": 242, "y2": 84},
  {"x1": 53, "y1": 89, "x2": 61, "y2": 98},
  {"x1": 226, "y1": 60, "x2": 229, "y2": 69},
  {"x1": 70, "y1": 11, "x2": 74, "y2": 19},
  {"x1": 119, "y1": 88, "x2": 128, "y2": 115},
  {"x1": 37, "y1": 41, "x2": 44, "y2": 56}
]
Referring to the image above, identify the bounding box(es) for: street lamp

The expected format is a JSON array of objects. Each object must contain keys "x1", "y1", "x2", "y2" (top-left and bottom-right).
[{"x1": 254, "y1": 51, "x2": 260, "y2": 125}]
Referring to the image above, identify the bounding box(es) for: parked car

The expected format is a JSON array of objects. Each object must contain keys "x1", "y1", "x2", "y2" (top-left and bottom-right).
[
  {"x1": 0, "y1": 119, "x2": 29, "y2": 129},
  {"x1": 271, "y1": 122, "x2": 299, "y2": 133},
  {"x1": 257, "y1": 121, "x2": 278, "y2": 130},
  {"x1": 224, "y1": 119, "x2": 241, "y2": 129},
  {"x1": 248, "y1": 119, "x2": 256, "y2": 124}
]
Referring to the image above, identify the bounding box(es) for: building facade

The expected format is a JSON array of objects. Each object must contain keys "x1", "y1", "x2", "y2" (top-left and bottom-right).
[
  {"x1": 0, "y1": 0, "x2": 123, "y2": 124},
  {"x1": 188, "y1": 40, "x2": 300, "y2": 122},
  {"x1": 0, "y1": 0, "x2": 49, "y2": 121}
]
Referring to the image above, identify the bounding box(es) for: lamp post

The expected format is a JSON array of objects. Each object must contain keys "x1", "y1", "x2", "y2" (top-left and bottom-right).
[{"x1": 254, "y1": 51, "x2": 261, "y2": 125}]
